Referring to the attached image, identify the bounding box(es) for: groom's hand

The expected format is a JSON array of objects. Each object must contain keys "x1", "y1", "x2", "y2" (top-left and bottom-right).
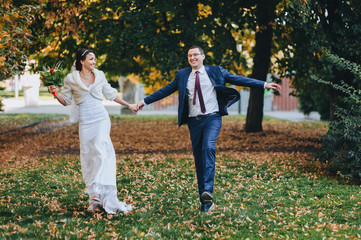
[{"x1": 265, "y1": 82, "x2": 281, "y2": 92}]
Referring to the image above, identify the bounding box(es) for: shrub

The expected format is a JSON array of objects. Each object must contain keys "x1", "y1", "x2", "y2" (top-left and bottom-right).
[{"x1": 313, "y1": 53, "x2": 361, "y2": 181}]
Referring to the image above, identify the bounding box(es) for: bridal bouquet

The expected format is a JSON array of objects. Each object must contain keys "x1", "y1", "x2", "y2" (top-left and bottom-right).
[{"x1": 39, "y1": 62, "x2": 65, "y2": 96}]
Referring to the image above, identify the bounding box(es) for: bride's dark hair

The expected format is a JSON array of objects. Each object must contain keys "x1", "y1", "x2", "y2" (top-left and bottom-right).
[{"x1": 75, "y1": 48, "x2": 95, "y2": 71}]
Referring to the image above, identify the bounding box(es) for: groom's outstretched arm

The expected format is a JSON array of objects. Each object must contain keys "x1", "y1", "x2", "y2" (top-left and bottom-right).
[
  {"x1": 136, "y1": 74, "x2": 180, "y2": 110},
  {"x1": 219, "y1": 66, "x2": 281, "y2": 92}
]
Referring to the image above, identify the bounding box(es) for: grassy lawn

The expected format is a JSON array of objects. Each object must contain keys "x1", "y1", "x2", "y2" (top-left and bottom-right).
[
  {"x1": 0, "y1": 91, "x2": 24, "y2": 98},
  {"x1": 0, "y1": 115, "x2": 360, "y2": 239},
  {"x1": 1, "y1": 154, "x2": 360, "y2": 239},
  {"x1": 0, "y1": 113, "x2": 67, "y2": 133},
  {"x1": 0, "y1": 90, "x2": 55, "y2": 100}
]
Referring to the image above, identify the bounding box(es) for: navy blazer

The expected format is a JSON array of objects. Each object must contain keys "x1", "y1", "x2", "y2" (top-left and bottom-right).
[{"x1": 144, "y1": 65, "x2": 265, "y2": 127}]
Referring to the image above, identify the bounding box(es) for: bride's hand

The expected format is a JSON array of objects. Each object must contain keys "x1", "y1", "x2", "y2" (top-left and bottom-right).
[
  {"x1": 128, "y1": 104, "x2": 138, "y2": 114},
  {"x1": 48, "y1": 85, "x2": 57, "y2": 94}
]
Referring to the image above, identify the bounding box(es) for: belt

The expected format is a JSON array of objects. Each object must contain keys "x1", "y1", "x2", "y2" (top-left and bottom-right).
[{"x1": 190, "y1": 112, "x2": 219, "y2": 120}]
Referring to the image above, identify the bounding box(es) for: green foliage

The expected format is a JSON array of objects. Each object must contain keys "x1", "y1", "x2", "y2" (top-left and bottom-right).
[
  {"x1": 314, "y1": 53, "x2": 361, "y2": 180},
  {"x1": 80, "y1": 0, "x2": 253, "y2": 78},
  {"x1": 25, "y1": 0, "x2": 271, "y2": 81},
  {"x1": 274, "y1": 0, "x2": 361, "y2": 120}
]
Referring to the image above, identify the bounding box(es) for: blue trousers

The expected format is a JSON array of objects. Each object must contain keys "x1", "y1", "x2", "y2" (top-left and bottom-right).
[{"x1": 187, "y1": 114, "x2": 222, "y2": 203}]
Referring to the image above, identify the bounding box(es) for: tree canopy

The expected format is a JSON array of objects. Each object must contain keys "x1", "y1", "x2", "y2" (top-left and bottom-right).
[
  {"x1": 25, "y1": 1, "x2": 263, "y2": 81},
  {"x1": 0, "y1": 1, "x2": 39, "y2": 80},
  {"x1": 274, "y1": 0, "x2": 361, "y2": 120}
]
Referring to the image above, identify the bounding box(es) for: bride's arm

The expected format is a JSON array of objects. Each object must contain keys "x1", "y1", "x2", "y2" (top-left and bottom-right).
[
  {"x1": 48, "y1": 85, "x2": 67, "y2": 106},
  {"x1": 113, "y1": 96, "x2": 138, "y2": 114}
]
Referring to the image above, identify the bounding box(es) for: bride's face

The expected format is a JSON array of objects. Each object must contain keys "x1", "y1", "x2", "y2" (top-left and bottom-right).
[{"x1": 81, "y1": 52, "x2": 96, "y2": 71}]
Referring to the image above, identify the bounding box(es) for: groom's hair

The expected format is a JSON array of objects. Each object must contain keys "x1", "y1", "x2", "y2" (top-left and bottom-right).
[{"x1": 189, "y1": 45, "x2": 204, "y2": 54}]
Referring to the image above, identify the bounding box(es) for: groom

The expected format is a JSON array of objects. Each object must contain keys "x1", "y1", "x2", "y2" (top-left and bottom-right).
[{"x1": 136, "y1": 46, "x2": 281, "y2": 212}]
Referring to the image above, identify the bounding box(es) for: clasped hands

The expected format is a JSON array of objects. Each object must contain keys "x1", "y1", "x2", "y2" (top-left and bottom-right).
[{"x1": 128, "y1": 102, "x2": 144, "y2": 114}]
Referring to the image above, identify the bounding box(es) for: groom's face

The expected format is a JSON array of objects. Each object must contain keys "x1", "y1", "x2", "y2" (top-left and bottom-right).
[{"x1": 188, "y1": 48, "x2": 205, "y2": 70}]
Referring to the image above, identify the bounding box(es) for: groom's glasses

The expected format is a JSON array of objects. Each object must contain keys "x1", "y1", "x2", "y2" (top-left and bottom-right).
[{"x1": 188, "y1": 53, "x2": 203, "y2": 58}]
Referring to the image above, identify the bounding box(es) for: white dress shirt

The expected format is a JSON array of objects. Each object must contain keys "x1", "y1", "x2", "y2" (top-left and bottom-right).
[{"x1": 187, "y1": 66, "x2": 219, "y2": 117}]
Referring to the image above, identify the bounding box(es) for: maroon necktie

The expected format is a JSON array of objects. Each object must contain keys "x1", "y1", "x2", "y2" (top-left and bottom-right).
[{"x1": 193, "y1": 71, "x2": 206, "y2": 113}]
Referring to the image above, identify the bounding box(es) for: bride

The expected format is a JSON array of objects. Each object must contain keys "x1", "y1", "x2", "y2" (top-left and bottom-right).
[{"x1": 48, "y1": 48, "x2": 136, "y2": 214}]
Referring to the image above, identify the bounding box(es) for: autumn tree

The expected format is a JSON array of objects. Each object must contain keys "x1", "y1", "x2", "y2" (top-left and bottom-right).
[
  {"x1": 24, "y1": 0, "x2": 87, "y2": 70},
  {"x1": 0, "y1": 1, "x2": 39, "y2": 80}
]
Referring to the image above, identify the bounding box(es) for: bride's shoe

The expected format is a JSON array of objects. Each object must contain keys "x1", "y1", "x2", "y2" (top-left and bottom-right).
[
  {"x1": 88, "y1": 202, "x2": 98, "y2": 213},
  {"x1": 88, "y1": 196, "x2": 100, "y2": 213}
]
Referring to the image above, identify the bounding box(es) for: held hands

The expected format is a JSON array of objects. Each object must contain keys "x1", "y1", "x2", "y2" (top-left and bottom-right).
[
  {"x1": 128, "y1": 101, "x2": 145, "y2": 114},
  {"x1": 127, "y1": 101, "x2": 144, "y2": 114},
  {"x1": 128, "y1": 104, "x2": 138, "y2": 114},
  {"x1": 135, "y1": 101, "x2": 144, "y2": 111},
  {"x1": 265, "y1": 83, "x2": 281, "y2": 92}
]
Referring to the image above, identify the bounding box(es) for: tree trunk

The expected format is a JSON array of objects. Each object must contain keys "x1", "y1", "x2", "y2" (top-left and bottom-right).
[
  {"x1": 325, "y1": 0, "x2": 341, "y2": 121},
  {"x1": 245, "y1": 2, "x2": 275, "y2": 132},
  {"x1": 324, "y1": 0, "x2": 354, "y2": 121}
]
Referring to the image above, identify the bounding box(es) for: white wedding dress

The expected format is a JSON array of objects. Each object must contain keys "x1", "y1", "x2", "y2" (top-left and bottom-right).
[{"x1": 78, "y1": 85, "x2": 132, "y2": 214}]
